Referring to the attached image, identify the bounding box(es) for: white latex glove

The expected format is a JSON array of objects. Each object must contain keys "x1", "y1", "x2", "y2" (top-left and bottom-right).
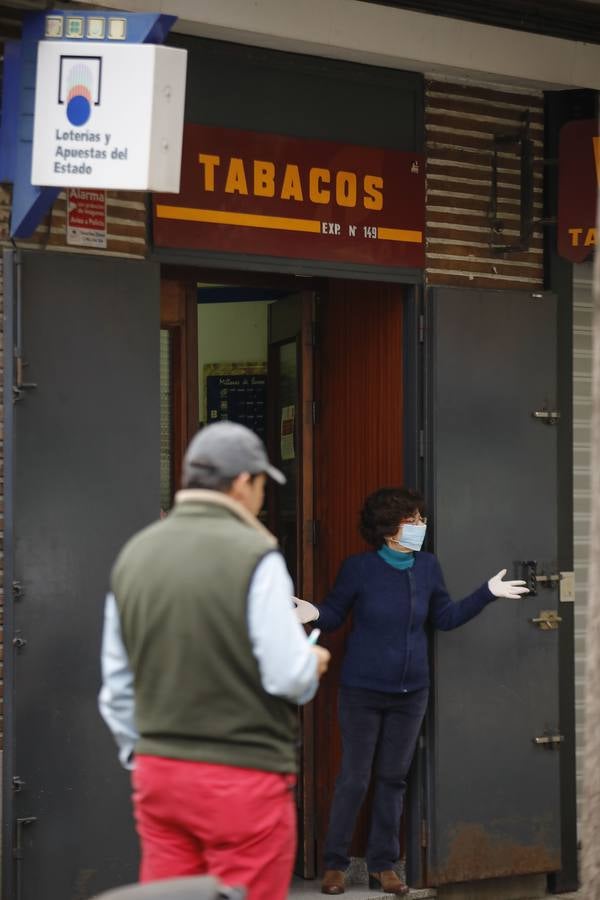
[
  {"x1": 292, "y1": 596, "x2": 319, "y2": 624},
  {"x1": 488, "y1": 569, "x2": 529, "y2": 599}
]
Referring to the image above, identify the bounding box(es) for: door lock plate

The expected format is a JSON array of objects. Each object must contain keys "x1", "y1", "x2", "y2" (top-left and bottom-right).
[{"x1": 560, "y1": 571, "x2": 575, "y2": 603}]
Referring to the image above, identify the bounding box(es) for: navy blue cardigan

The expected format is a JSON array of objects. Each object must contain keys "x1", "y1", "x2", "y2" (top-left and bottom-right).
[{"x1": 317, "y1": 550, "x2": 495, "y2": 693}]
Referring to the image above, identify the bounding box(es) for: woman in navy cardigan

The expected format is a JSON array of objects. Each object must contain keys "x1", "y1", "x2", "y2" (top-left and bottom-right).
[{"x1": 295, "y1": 487, "x2": 528, "y2": 897}]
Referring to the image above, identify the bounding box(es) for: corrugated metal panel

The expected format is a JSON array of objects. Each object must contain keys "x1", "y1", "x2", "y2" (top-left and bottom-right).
[
  {"x1": 425, "y1": 79, "x2": 544, "y2": 291},
  {"x1": 573, "y1": 260, "x2": 594, "y2": 836}
]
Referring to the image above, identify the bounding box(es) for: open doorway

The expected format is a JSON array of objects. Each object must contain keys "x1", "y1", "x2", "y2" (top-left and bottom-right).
[
  {"x1": 160, "y1": 272, "x2": 407, "y2": 879},
  {"x1": 160, "y1": 282, "x2": 315, "y2": 579}
]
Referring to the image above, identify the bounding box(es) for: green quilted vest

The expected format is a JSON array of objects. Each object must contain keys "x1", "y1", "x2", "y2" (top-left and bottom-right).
[{"x1": 111, "y1": 494, "x2": 298, "y2": 773}]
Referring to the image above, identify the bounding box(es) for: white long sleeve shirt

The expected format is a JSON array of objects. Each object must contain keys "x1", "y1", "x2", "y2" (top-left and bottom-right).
[{"x1": 98, "y1": 551, "x2": 318, "y2": 769}]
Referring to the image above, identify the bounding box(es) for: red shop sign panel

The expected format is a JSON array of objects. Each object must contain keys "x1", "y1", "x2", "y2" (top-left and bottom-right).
[
  {"x1": 558, "y1": 119, "x2": 599, "y2": 263},
  {"x1": 153, "y1": 124, "x2": 425, "y2": 269}
]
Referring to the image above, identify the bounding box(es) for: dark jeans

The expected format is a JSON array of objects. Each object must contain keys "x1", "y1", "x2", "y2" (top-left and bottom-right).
[{"x1": 323, "y1": 685, "x2": 429, "y2": 872}]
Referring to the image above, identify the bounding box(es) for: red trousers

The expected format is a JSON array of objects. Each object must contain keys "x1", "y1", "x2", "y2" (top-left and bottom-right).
[{"x1": 132, "y1": 755, "x2": 297, "y2": 900}]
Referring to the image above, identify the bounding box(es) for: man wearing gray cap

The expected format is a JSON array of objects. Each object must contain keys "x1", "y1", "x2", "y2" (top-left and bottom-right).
[{"x1": 99, "y1": 422, "x2": 330, "y2": 900}]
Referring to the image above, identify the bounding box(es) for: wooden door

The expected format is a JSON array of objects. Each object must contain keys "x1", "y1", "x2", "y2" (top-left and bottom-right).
[
  {"x1": 314, "y1": 279, "x2": 405, "y2": 868},
  {"x1": 267, "y1": 292, "x2": 316, "y2": 877}
]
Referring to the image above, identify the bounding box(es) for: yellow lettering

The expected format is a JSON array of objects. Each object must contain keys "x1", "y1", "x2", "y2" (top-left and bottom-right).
[
  {"x1": 363, "y1": 174, "x2": 384, "y2": 211},
  {"x1": 198, "y1": 153, "x2": 220, "y2": 191},
  {"x1": 280, "y1": 164, "x2": 303, "y2": 201},
  {"x1": 309, "y1": 168, "x2": 331, "y2": 204},
  {"x1": 224, "y1": 158, "x2": 249, "y2": 195},
  {"x1": 201, "y1": 154, "x2": 388, "y2": 214},
  {"x1": 253, "y1": 160, "x2": 275, "y2": 197},
  {"x1": 584, "y1": 227, "x2": 597, "y2": 247},
  {"x1": 336, "y1": 171, "x2": 357, "y2": 208},
  {"x1": 569, "y1": 227, "x2": 583, "y2": 246}
]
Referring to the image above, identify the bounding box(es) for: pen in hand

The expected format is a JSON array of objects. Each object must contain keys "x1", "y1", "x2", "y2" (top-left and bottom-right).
[{"x1": 308, "y1": 628, "x2": 321, "y2": 645}]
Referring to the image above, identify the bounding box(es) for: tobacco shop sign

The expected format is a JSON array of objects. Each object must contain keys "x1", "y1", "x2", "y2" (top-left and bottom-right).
[
  {"x1": 153, "y1": 124, "x2": 425, "y2": 269},
  {"x1": 558, "y1": 118, "x2": 599, "y2": 263}
]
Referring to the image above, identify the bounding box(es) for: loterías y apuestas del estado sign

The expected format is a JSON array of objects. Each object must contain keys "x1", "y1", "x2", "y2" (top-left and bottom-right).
[{"x1": 31, "y1": 41, "x2": 187, "y2": 192}]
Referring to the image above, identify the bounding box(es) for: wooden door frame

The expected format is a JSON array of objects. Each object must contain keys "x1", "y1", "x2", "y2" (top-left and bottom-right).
[
  {"x1": 300, "y1": 295, "x2": 317, "y2": 877},
  {"x1": 267, "y1": 292, "x2": 317, "y2": 877},
  {"x1": 160, "y1": 270, "x2": 320, "y2": 875},
  {"x1": 160, "y1": 278, "x2": 199, "y2": 494}
]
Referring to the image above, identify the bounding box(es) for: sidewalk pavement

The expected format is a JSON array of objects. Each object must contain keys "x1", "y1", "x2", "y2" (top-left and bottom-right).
[
  {"x1": 291, "y1": 858, "x2": 435, "y2": 900},
  {"x1": 290, "y1": 872, "x2": 582, "y2": 900},
  {"x1": 290, "y1": 882, "x2": 582, "y2": 900},
  {"x1": 290, "y1": 879, "x2": 433, "y2": 899},
  {"x1": 289, "y1": 858, "x2": 583, "y2": 900}
]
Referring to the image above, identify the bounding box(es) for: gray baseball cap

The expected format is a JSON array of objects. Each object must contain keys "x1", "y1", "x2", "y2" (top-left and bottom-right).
[{"x1": 183, "y1": 421, "x2": 286, "y2": 486}]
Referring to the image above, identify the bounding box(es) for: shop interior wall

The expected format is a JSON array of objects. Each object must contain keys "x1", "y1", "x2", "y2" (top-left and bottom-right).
[{"x1": 197, "y1": 300, "x2": 269, "y2": 426}]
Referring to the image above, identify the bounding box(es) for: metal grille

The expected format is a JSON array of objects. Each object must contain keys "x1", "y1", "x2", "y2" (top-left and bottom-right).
[
  {"x1": 425, "y1": 79, "x2": 544, "y2": 291},
  {"x1": 573, "y1": 261, "x2": 594, "y2": 836},
  {"x1": 160, "y1": 329, "x2": 173, "y2": 513}
]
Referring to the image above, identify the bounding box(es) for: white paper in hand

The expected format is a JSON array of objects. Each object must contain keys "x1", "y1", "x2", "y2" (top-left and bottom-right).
[{"x1": 292, "y1": 596, "x2": 319, "y2": 624}]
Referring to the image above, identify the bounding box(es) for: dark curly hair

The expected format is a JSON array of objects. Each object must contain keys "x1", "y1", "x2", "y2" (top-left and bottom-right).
[{"x1": 359, "y1": 487, "x2": 426, "y2": 548}]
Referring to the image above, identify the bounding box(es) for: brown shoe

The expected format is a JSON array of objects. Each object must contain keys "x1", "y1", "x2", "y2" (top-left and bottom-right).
[
  {"x1": 368, "y1": 870, "x2": 409, "y2": 895},
  {"x1": 321, "y1": 869, "x2": 346, "y2": 894}
]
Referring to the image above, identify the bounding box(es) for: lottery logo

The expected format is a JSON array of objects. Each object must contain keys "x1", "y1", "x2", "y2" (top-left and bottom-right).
[
  {"x1": 58, "y1": 56, "x2": 102, "y2": 126},
  {"x1": 65, "y1": 62, "x2": 93, "y2": 125}
]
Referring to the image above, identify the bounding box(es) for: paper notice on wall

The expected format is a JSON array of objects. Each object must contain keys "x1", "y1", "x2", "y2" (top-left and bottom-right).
[
  {"x1": 280, "y1": 405, "x2": 295, "y2": 461},
  {"x1": 67, "y1": 189, "x2": 107, "y2": 249}
]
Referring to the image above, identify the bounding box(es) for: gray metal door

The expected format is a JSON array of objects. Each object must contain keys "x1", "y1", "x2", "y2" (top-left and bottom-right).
[
  {"x1": 426, "y1": 287, "x2": 560, "y2": 885},
  {"x1": 3, "y1": 250, "x2": 160, "y2": 900}
]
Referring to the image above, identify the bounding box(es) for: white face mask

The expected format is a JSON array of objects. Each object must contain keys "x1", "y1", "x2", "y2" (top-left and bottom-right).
[{"x1": 390, "y1": 522, "x2": 427, "y2": 552}]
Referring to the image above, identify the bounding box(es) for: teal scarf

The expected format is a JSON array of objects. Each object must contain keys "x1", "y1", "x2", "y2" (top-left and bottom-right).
[{"x1": 377, "y1": 544, "x2": 415, "y2": 570}]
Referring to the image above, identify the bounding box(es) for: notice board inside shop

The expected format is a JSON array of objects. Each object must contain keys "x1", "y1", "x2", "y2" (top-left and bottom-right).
[{"x1": 204, "y1": 363, "x2": 267, "y2": 440}]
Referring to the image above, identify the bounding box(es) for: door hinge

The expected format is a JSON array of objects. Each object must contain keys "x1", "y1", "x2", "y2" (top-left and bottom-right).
[
  {"x1": 12, "y1": 635, "x2": 27, "y2": 650},
  {"x1": 418, "y1": 430, "x2": 425, "y2": 459},
  {"x1": 312, "y1": 401, "x2": 318, "y2": 426},
  {"x1": 418, "y1": 314, "x2": 425, "y2": 343},
  {"x1": 308, "y1": 520, "x2": 319, "y2": 547},
  {"x1": 311, "y1": 320, "x2": 318, "y2": 348},
  {"x1": 12, "y1": 581, "x2": 23, "y2": 600},
  {"x1": 14, "y1": 356, "x2": 38, "y2": 403},
  {"x1": 532, "y1": 409, "x2": 560, "y2": 425},
  {"x1": 421, "y1": 819, "x2": 428, "y2": 848},
  {"x1": 533, "y1": 732, "x2": 564, "y2": 749},
  {"x1": 12, "y1": 776, "x2": 25, "y2": 793},
  {"x1": 13, "y1": 816, "x2": 37, "y2": 860}
]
